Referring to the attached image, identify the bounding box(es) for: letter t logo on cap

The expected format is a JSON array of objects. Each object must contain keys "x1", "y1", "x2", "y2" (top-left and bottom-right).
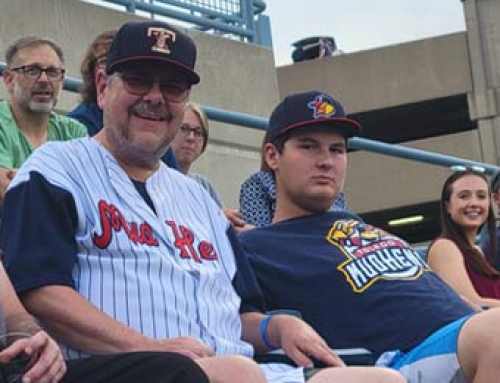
[{"x1": 147, "y1": 27, "x2": 176, "y2": 54}]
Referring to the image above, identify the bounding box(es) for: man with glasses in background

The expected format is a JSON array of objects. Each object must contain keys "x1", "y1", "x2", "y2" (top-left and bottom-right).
[{"x1": 0, "y1": 37, "x2": 87, "y2": 202}]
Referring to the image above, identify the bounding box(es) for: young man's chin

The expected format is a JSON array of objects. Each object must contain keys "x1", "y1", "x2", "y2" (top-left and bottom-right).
[{"x1": 299, "y1": 194, "x2": 337, "y2": 214}]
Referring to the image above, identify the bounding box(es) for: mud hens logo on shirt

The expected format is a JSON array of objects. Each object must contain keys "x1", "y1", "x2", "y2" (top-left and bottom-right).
[
  {"x1": 327, "y1": 219, "x2": 429, "y2": 293},
  {"x1": 307, "y1": 95, "x2": 336, "y2": 119}
]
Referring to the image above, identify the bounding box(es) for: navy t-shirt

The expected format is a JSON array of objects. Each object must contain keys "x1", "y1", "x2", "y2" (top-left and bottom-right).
[{"x1": 239, "y1": 211, "x2": 474, "y2": 358}]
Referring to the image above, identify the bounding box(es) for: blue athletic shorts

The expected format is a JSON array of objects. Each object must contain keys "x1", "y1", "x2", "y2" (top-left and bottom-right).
[{"x1": 376, "y1": 315, "x2": 472, "y2": 383}]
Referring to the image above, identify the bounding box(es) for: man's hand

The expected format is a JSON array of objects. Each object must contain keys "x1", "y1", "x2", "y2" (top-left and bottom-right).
[
  {"x1": 0, "y1": 330, "x2": 66, "y2": 383},
  {"x1": 0, "y1": 168, "x2": 16, "y2": 202},
  {"x1": 268, "y1": 315, "x2": 345, "y2": 368},
  {"x1": 223, "y1": 209, "x2": 255, "y2": 233},
  {"x1": 147, "y1": 336, "x2": 215, "y2": 360}
]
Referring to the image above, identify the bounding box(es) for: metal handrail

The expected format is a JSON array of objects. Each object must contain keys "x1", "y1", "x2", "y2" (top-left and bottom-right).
[
  {"x1": 202, "y1": 106, "x2": 500, "y2": 175},
  {"x1": 0, "y1": 61, "x2": 498, "y2": 175}
]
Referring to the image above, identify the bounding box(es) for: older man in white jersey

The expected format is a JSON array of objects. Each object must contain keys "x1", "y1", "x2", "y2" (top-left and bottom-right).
[{"x1": 0, "y1": 20, "x2": 404, "y2": 383}]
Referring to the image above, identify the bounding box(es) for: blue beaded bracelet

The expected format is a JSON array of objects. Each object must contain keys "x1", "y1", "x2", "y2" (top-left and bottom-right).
[{"x1": 259, "y1": 315, "x2": 277, "y2": 350}]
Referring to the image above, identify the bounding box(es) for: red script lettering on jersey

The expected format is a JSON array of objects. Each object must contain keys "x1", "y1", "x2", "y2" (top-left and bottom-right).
[
  {"x1": 166, "y1": 220, "x2": 218, "y2": 263},
  {"x1": 93, "y1": 200, "x2": 159, "y2": 248}
]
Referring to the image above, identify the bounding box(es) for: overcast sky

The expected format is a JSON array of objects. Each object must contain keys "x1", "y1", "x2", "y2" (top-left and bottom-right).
[{"x1": 264, "y1": 0, "x2": 466, "y2": 66}]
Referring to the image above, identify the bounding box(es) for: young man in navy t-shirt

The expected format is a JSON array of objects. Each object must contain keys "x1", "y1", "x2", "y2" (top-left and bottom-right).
[{"x1": 239, "y1": 90, "x2": 500, "y2": 382}]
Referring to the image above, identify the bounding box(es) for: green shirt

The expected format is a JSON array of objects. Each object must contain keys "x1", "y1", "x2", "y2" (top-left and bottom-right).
[{"x1": 0, "y1": 100, "x2": 87, "y2": 168}]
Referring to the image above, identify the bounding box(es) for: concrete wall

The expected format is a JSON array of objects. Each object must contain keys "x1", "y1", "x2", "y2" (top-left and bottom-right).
[
  {"x1": 462, "y1": 0, "x2": 500, "y2": 165},
  {"x1": 0, "y1": 0, "x2": 277, "y2": 207},
  {"x1": 346, "y1": 130, "x2": 484, "y2": 213},
  {"x1": 277, "y1": 33, "x2": 473, "y2": 113}
]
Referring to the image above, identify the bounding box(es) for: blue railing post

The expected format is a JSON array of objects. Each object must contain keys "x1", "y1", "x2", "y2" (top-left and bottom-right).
[
  {"x1": 255, "y1": 14, "x2": 272, "y2": 48},
  {"x1": 240, "y1": 0, "x2": 255, "y2": 43},
  {"x1": 126, "y1": 0, "x2": 136, "y2": 12}
]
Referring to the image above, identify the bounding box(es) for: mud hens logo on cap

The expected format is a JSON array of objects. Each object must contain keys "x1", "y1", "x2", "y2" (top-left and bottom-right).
[
  {"x1": 147, "y1": 27, "x2": 176, "y2": 54},
  {"x1": 307, "y1": 94, "x2": 336, "y2": 119}
]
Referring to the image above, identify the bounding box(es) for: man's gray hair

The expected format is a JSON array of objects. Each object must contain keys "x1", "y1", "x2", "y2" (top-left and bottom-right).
[{"x1": 5, "y1": 36, "x2": 64, "y2": 66}]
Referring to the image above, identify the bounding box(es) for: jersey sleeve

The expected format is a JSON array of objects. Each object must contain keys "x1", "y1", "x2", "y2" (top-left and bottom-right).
[
  {"x1": 226, "y1": 226, "x2": 266, "y2": 314},
  {"x1": 0, "y1": 171, "x2": 79, "y2": 294}
]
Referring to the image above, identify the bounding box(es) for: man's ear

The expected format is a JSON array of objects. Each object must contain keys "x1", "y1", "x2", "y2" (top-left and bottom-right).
[
  {"x1": 2, "y1": 70, "x2": 15, "y2": 95},
  {"x1": 263, "y1": 142, "x2": 280, "y2": 171},
  {"x1": 96, "y1": 69, "x2": 108, "y2": 110}
]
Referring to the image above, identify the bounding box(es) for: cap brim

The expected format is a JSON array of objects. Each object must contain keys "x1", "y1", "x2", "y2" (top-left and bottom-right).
[
  {"x1": 107, "y1": 56, "x2": 200, "y2": 84},
  {"x1": 279, "y1": 117, "x2": 361, "y2": 139}
]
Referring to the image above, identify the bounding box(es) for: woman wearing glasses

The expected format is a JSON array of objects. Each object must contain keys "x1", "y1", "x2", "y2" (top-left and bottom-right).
[
  {"x1": 427, "y1": 169, "x2": 500, "y2": 307},
  {"x1": 170, "y1": 103, "x2": 250, "y2": 231}
]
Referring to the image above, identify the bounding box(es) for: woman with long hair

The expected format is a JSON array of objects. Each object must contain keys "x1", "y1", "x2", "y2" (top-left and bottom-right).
[{"x1": 428, "y1": 169, "x2": 500, "y2": 307}]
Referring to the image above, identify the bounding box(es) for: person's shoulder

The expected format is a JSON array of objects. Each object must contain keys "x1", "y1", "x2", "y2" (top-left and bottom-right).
[
  {"x1": 190, "y1": 172, "x2": 209, "y2": 184},
  {"x1": 67, "y1": 102, "x2": 102, "y2": 135},
  {"x1": 190, "y1": 172, "x2": 217, "y2": 191},
  {"x1": 242, "y1": 171, "x2": 271, "y2": 187},
  {"x1": 238, "y1": 224, "x2": 271, "y2": 248},
  {"x1": 240, "y1": 171, "x2": 276, "y2": 200},
  {"x1": 49, "y1": 111, "x2": 88, "y2": 139},
  {"x1": 429, "y1": 237, "x2": 458, "y2": 250},
  {"x1": 26, "y1": 137, "x2": 90, "y2": 167},
  {"x1": 13, "y1": 138, "x2": 92, "y2": 187},
  {"x1": 162, "y1": 167, "x2": 208, "y2": 194},
  {"x1": 161, "y1": 167, "x2": 225, "y2": 214},
  {"x1": 428, "y1": 237, "x2": 463, "y2": 262},
  {"x1": 0, "y1": 101, "x2": 16, "y2": 131}
]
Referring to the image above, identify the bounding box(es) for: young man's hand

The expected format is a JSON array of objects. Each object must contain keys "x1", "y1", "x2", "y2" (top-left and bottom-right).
[
  {"x1": 268, "y1": 315, "x2": 345, "y2": 368},
  {"x1": 223, "y1": 209, "x2": 255, "y2": 233}
]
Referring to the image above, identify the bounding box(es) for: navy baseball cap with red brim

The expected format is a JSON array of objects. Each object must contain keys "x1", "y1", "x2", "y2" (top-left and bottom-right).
[{"x1": 268, "y1": 91, "x2": 361, "y2": 140}]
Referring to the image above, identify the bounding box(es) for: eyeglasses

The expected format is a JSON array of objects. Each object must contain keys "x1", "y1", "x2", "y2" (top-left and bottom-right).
[
  {"x1": 117, "y1": 72, "x2": 190, "y2": 103},
  {"x1": 179, "y1": 123, "x2": 204, "y2": 139},
  {"x1": 9, "y1": 65, "x2": 65, "y2": 81}
]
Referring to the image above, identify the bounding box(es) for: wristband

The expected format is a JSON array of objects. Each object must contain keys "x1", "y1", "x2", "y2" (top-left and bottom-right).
[{"x1": 259, "y1": 315, "x2": 277, "y2": 350}]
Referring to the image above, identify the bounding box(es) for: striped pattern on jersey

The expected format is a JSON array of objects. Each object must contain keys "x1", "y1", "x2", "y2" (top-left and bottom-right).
[{"x1": 12, "y1": 138, "x2": 251, "y2": 359}]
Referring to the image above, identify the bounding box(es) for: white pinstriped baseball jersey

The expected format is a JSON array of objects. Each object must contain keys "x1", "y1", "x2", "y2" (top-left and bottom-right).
[{"x1": 7, "y1": 137, "x2": 306, "y2": 383}]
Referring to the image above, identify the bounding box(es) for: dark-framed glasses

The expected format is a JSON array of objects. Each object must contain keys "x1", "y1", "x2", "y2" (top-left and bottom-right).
[
  {"x1": 9, "y1": 64, "x2": 65, "y2": 81},
  {"x1": 117, "y1": 72, "x2": 190, "y2": 103},
  {"x1": 179, "y1": 123, "x2": 204, "y2": 140}
]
